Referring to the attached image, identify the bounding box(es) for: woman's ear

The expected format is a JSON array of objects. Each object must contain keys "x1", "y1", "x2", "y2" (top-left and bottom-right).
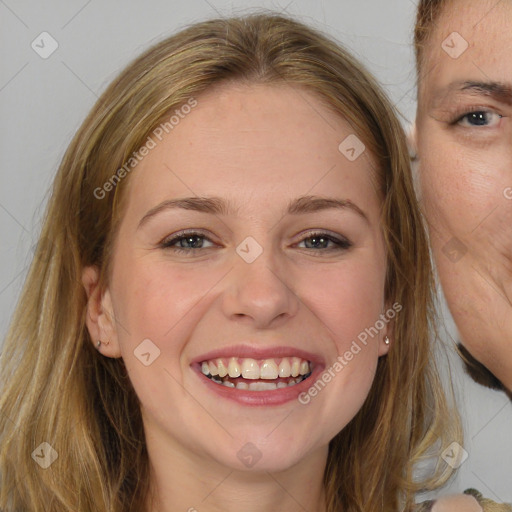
[
  {"x1": 378, "y1": 302, "x2": 400, "y2": 357},
  {"x1": 82, "y1": 265, "x2": 122, "y2": 358},
  {"x1": 378, "y1": 330, "x2": 392, "y2": 357}
]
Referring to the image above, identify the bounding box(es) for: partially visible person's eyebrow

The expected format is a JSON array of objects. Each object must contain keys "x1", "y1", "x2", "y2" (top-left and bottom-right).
[
  {"x1": 460, "y1": 81, "x2": 512, "y2": 104},
  {"x1": 138, "y1": 195, "x2": 369, "y2": 229},
  {"x1": 433, "y1": 80, "x2": 512, "y2": 107}
]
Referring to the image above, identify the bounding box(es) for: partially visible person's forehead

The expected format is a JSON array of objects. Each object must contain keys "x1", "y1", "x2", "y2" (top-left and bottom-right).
[
  {"x1": 426, "y1": 0, "x2": 512, "y2": 57},
  {"x1": 418, "y1": 0, "x2": 512, "y2": 102}
]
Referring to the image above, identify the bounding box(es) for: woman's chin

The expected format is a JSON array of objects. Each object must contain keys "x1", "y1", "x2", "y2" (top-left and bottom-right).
[
  {"x1": 224, "y1": 454, "x2": 308, "y2": 475},
  {"x1": 202, "y1": 437, "x2": 320, "y2": 475}
]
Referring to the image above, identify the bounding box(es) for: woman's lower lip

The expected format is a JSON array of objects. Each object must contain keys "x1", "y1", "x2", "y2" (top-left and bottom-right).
[{"x1": 195, "y1": 364, "x2": 324, "y2": 406}]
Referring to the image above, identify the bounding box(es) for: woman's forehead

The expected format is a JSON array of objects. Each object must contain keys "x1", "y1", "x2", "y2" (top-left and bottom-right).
[{"x1": 121, "y1": 83, "x2": 379, "y2": 214}]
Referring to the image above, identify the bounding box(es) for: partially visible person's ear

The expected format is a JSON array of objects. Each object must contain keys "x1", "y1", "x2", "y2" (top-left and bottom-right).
[
  {"x1": 82, "y1": 265, "x2": 122, "y2": 358},
  {"x1": 407, "y1": 122, "x2": 423, "y2": 202},
  {"x1": 407, "y1": 122, "x2": 418, "y2": 160}
]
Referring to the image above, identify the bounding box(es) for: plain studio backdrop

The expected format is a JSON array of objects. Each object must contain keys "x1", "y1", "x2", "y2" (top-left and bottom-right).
[{"x1": 0, "y1": 0, "x2": 511, "y2": 502}]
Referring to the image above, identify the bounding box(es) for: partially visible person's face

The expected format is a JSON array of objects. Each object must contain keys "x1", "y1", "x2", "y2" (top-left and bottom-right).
[
  {"x1": 415, "y1": 0, "x2": 512, "y2": 391},
  {"x1": 85, "y1": 83, "x2": 391, "y2": 478}
]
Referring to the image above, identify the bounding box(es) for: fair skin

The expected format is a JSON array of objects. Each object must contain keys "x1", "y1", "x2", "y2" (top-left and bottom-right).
[
  {"x1": 433, "y1": 494, "x2": 483, "y2": 512},
  {"x1": 83, "y1": 83, "x2": 390, "y2": 511},
  {"x1": 415, "y1": 0, "x2": 512, "y2": 391}
]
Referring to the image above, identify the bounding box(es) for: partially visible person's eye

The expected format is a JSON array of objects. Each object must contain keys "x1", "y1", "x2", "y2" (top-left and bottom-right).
[
  {"x1": 160, "y1": 230, "x2": 216, "y2": 253},
  {"x1": 295, "y1": 231, "x2": 352, "y2": 251},
  {"x1": 455, "y1": 109, "x2": 503, "y2": 128}
]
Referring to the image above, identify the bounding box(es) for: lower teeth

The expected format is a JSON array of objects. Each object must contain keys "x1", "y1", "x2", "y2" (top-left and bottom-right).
[{"x1": 210, "y1": 375, "x2": 309, "y2": 391}]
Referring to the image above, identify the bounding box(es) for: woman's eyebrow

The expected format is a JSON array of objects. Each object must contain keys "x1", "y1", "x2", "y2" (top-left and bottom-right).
[
  {"x1": 286, "y1": 195, "x2": 369, "y2": 223},
  {"x1": 138, "y1": 195, "x2": 369, "y2": 229},
  {"x1": 138, "y1": 197, "x2": 230, "y2": 228},
  {"x1": 432, "y1": 80, "x2": 512, "y2": 108}
]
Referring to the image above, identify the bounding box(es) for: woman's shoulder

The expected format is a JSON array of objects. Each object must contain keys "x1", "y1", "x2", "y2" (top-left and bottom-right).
[{"x1": 416, "y1": 489, "x2": 512, "y2": 512}]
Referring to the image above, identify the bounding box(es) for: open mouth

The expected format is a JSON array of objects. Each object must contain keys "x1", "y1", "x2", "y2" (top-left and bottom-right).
[{"x1": 200, "y1": 356, "x2": 313, "y2": 391}]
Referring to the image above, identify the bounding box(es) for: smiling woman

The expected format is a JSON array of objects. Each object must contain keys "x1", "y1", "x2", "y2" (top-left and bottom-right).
[{"x1": 0, "y1": 12, "x2": 460, "y2": 512}]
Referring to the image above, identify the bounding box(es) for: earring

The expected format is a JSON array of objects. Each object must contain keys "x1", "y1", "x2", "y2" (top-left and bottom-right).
[
  {"x1": 384, "y1": 335, "x2": 390, "y2": 345},
  {"x1": 96, "y1": 340, "x2": 102, "y2": 349}
]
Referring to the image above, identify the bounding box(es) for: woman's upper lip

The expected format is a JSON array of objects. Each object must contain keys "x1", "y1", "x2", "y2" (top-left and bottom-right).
[{"x1": 191, "y1": 344, "x2": 324, "y2": 365}]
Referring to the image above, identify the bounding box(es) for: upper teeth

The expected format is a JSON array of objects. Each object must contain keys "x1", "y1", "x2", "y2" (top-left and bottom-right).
[{"x1": 201, "y1": 357, "x2": 311, "y2": 380}]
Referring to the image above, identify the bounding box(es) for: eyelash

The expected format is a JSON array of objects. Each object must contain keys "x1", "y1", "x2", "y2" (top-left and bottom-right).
[
  {"x1": 159, "y1": 230, "x2": 353, "y2": 254},
  {"x1": 160, "y1": 230, "x2": 214, "y2": 253},
  {"x1": 452, "y1": 109, "x2": 503, "y2": 128},
  {"x1": 296, "y1": 231, "x2": 352, "y2": 252}
]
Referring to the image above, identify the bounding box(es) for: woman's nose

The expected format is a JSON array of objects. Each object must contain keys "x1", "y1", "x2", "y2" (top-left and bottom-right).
[{"x1": 220, "y1": 244, "x2": 300, "y2": 329}]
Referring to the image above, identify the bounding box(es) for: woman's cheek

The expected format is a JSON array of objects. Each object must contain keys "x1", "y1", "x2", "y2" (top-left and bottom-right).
[{"x1": 313, "y1": 265, "x2": 385, "y2": 342}]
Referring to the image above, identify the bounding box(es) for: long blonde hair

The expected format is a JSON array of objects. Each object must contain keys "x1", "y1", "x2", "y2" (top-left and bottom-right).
[{"x1": 0, "y1": 12, "x2": 460, "y2": 511}]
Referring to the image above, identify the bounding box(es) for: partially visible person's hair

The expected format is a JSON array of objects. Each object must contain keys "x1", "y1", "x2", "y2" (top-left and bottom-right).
[
  {"x1": 0, "y1": 12, "x2": 461, "y2": 512},
  {"x1": 414, "y1": 0, "x2": 448, "y2": 71},
  {"x1": 457, "y1": 343, "x2": 506, "y2": 392}
]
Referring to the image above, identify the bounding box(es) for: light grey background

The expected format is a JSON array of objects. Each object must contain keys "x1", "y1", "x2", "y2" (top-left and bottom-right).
[{"x1": 1, "y1": 0, "x2": 510, "y2": 502}]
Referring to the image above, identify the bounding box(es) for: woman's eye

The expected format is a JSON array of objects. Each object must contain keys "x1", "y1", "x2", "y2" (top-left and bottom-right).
[
  {"x1": 160, "y1": 231, "x2": 351, "y2": 254},
  {"x1": 161, "y1": 232, "x2": 215, "y2": 251},
  {"x1": 297, "y1": 233, "x2": 352, "y2": 250},
  {"x1": 457, "y1": 110, "x2": 502, "y2": 128}
]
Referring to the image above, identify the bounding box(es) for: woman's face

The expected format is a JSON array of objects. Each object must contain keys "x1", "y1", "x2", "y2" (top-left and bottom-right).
[
  {"x1": 415, "y1": 0, "x2": 512, "y2": 390},
  {"x1": 87, "y1": 83, "x2": 390, "y2": 475}
]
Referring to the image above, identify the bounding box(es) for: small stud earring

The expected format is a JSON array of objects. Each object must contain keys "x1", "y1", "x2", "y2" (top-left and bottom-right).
[
  {"x1": 96, "y1": 340, "x2": 102, "y2": 349},
  {"x1": 384, "y1": 335, "x2": 390, "y2": 345}
]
